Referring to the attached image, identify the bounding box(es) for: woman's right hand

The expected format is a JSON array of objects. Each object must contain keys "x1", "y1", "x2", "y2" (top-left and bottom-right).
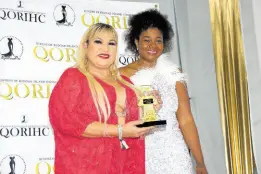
[{"x1": 122, "y1": 120, "x2": 154, "y2": 138}]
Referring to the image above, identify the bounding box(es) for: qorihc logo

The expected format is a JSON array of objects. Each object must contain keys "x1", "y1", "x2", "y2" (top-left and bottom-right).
[
  {"x1": 33, "y1": 42, "x2": 78, "y2": 63},
  {"x1": 0, "y1": 78, "x2": 55, "y2": 100},
  {"x1": 0, "y1": 2, "x2": 46, "y2": 23},
  {"x1": 0, "y1": 154, "x2": 26, "y2": 174},
  {"x1": 118, "y1": 54, "x2": 138, "y2": 66},
  {"x1": 53, "y1": 4, "x2": 75, "y2": 26},
  {"x1": 0, "y1": 36, "x2": 23, "y2": 60},
  {"x1": 0, "y1": 115, "x2": 51, "y2": 139}
]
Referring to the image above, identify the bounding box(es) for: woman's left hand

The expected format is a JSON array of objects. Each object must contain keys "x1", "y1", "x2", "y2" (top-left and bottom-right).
[
  {"x1": 152, "y1": 90, "x2": 162, "y2": 112},
  {"x1": 196, "y1": 164, "x2": 208, "y2": 174}
]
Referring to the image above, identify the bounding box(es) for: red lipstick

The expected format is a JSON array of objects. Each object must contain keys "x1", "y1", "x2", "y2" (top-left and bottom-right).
[{"x1": 98, "y1": 54, "x2": 110, "y2": 59}]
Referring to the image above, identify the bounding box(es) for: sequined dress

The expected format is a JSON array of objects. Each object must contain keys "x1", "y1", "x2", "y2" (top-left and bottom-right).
[
  {"x1": 130, "y1": 55, "x2": 193, "y2": 174},
  {"x1": 49, "y1": 68, "x2": 145, "y2": 174}
]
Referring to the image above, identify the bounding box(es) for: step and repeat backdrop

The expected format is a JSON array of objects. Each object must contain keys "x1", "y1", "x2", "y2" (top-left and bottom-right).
[{"x1": 0, "y1": 0, "x2": 158, "y2": 173}]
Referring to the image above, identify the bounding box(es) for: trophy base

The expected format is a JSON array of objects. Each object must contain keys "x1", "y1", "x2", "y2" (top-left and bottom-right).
[{"x1": 136, "y1": 120, "x2": 167, "y2": 128}]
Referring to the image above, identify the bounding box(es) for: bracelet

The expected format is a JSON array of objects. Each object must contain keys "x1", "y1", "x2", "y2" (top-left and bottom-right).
[
  {"x1": 117, "y1": 124, "x2": 129, "y2": 150},
  {"x1": 103, "y1": 124, "x2": 111, "y2": 137},
  {"x1": 118, "y1": 124, "x2": 123, "y2": 139},
  {"x1": 116, "y1": 111, "x2": 126, "y2": 117}
]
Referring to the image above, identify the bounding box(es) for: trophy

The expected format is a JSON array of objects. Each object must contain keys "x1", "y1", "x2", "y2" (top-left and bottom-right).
[{"x1": 136, "y1": 85, "x2": 167, "y2": 127}]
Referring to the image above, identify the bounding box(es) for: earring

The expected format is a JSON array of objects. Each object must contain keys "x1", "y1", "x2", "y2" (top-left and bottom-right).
[{"x1": 110, "y1": 63, "x2": 118, "y2": 79}]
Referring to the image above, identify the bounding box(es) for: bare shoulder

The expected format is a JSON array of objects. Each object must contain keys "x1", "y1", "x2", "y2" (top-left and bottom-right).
[{"x1": 119, "y1": 62, "x2": 138, "y2": 78}]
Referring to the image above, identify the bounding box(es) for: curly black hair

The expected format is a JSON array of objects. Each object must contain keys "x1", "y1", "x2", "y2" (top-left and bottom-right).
[{"x1": 125, "y1": 9, "x2": 174, "y2": 55}]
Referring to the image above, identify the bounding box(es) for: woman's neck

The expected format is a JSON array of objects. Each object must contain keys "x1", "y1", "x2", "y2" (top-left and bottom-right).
[
  {"x1": 88, "y1": 66, "x2": 114, "y2": 80},
  {"x1": 136, "y1": 58, "x2": 156, "y2": 69}
]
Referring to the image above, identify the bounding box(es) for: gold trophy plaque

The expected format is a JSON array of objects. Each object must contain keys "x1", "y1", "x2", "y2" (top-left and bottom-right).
[{"x1": 136, "y1": 85, "x2": 167, "y2": 127}]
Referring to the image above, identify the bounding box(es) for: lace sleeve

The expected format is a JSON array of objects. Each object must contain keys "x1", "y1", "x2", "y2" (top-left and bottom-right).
[
  {"x1": 49, "y1": 68, "x2": 94, "y2": 139},
  {"x1": 171, "y1": 67, "x2": 188, "y2": 86}
]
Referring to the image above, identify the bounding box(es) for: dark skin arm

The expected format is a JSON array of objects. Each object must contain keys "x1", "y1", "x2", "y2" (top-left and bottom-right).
[{"x1": 176, "y1": 82, "x2": 207, "y2": 174}]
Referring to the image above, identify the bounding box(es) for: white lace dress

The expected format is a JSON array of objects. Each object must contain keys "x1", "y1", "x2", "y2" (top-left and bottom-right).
[{"x1": 130, "y1": 56, "x2": 193, "y2": 174}]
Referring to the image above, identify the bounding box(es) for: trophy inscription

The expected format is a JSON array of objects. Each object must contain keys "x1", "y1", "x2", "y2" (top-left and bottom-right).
[{"x1": 137, "y1": 85, "x2": 166, "y2": 127}]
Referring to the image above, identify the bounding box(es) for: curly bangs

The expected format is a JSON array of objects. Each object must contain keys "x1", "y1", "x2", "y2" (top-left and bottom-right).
[{"x1": 125, "y1": 9, "x2": 174, "y2": 55}]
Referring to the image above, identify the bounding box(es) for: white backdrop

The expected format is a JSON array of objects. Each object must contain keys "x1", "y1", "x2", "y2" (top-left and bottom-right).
[{"x1": 0, "y1": 0, "x2": 158, "y2": 173}]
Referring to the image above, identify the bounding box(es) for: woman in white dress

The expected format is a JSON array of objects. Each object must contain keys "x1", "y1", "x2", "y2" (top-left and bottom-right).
[{"x1": 120, "y1": 9, "x2": 208, "y2": 174}]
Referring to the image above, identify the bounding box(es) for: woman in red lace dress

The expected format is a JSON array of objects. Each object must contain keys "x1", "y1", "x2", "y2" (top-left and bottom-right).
[{"x1": 48, "y1": 23, "x2": 153, "y2": 174}]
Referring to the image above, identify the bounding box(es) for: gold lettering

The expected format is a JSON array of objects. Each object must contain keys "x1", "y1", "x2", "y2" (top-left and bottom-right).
[
  {"x1": 111, "y1": 16, "x2": 121, "y2": 29},
  {"x1": 81, "y1": 13, "x2": 95, "y2": 27},
  {"x1": 123, "y1": 16, "x2": 128, "y2": 29},
  {"x1": 32, "y1": 84, "x2": 43, "y2": 98},
  {"x1": 49, "y1": 47, "x2": 63, "y2": 61},
  {"x1": 0, "y1": 83, "x2": 13, "y2": 100},
  {"x1": 96, "y1": 15, "x2": 110, "y2": 24},
  {"x1": 0, "y1": 83, "x2": 53, "y2": 100},
  {"x1": 36, "y1": 161, "x2": 52, "y2": 174},
  {"x1": 34, "y1": 46, "x2": 76, "y2": 63},
  {"x1": 32, "y1": 84, "x2": 51, "y2": 99},
  {"x1": 81, "y1": 13, "x2": 128, "y2": 29},
  {"x1": 46, "y1": 84, "x2": 51, "y2": 98},
  {"x1": 34, "y1": 46, "x2": 49, "y2": 62},
  {"x1": 14, "y1": 84, "x2": 30, "y2": 98},
  {"x1": 65, "y1": 48, "x2": 77, "y2": 62}
]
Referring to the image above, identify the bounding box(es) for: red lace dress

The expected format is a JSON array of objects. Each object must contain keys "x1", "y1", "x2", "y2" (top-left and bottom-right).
[{"x1": 49, "y1": 68, "x2": 145, "y2": 174}]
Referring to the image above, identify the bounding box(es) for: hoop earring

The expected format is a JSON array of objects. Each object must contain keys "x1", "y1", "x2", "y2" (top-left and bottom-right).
[{"x1": 110, "y1": 62, "x2": 118, "y2": 78}]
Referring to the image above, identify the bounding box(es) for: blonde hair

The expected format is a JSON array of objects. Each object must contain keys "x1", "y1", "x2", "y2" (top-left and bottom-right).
[{"x1": 75, "y1": 23, "x2": 140, "y2": 123}]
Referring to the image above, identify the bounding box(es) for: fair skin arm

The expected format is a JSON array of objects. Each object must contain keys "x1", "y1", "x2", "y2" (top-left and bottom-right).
[
  {"x1": 176, "y1": 82, "x2": 207, "y2": 173},
  {"x1": 82, "y1": 120, "x2": 153, "y2": 138},
  {"x1": 54, "y1": 69, "x2": 153, "y2": 139}
]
